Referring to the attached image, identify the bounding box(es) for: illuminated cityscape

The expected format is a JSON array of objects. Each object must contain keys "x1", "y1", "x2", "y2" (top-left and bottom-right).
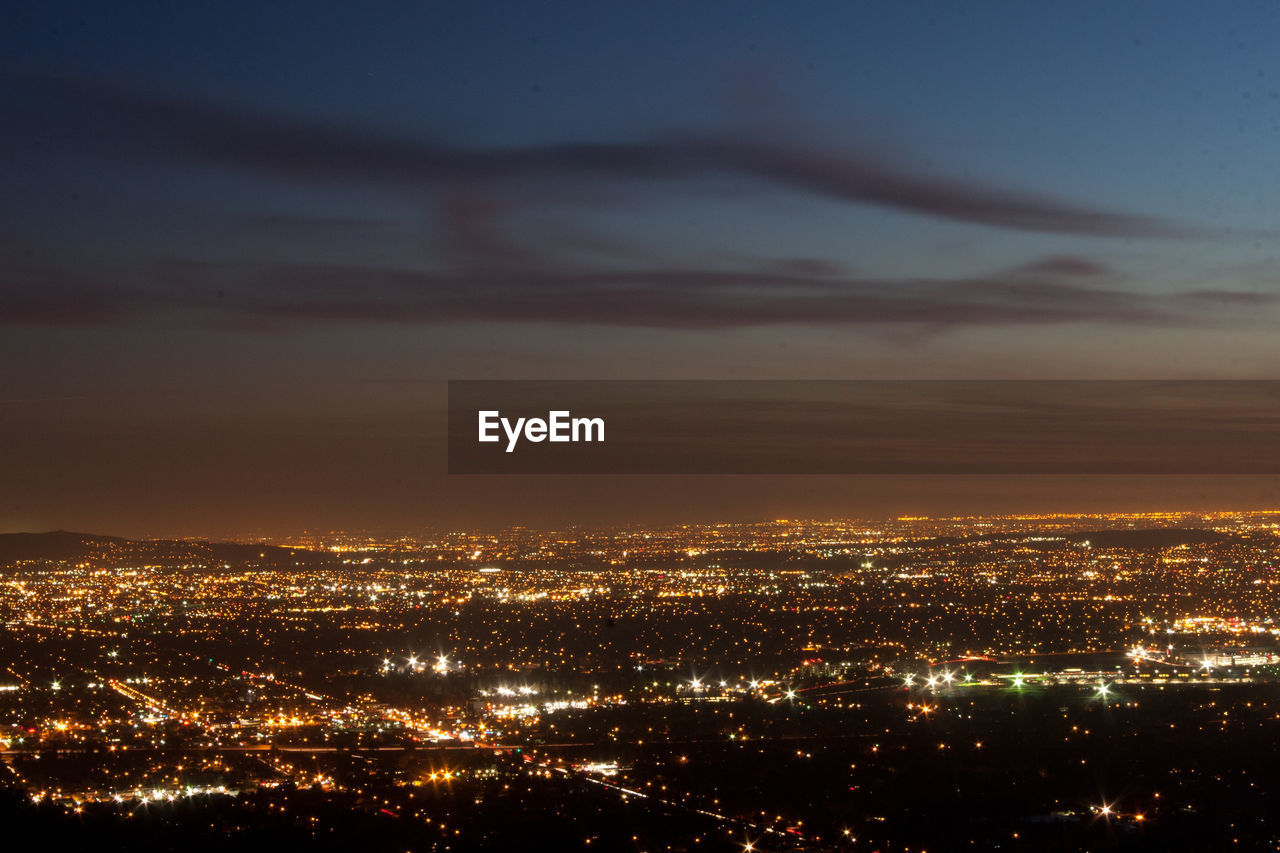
[
  {"x1": 9, "y1": 3, "x2": 1280, "y2": 851},
  {"x1": 4, "y1": 512, "x2": 1280, "y2": 849}
]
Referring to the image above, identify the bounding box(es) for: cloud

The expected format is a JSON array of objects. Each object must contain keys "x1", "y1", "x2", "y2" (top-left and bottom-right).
[
  {"x1": 5, "y1": 239, "x2": 1278, "y2": 334},
  {"x1": 15, "y1": 74, "x2": 1194, "y2": 239},
  {"x1": 0, "y1": 265, "x2": 137, "y2": 324},
  {"x1": 3, "y1": 253, "x2": 1262, "y2": 332},
  {"x1": 210, "y1": 259, "x2": 1178, "y2": 330},
  {"x1": 0, "y1": 75, "x2": 1225, "y2": 333}
]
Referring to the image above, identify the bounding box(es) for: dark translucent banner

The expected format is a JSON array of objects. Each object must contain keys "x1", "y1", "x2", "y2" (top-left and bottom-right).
[{"x1": 448, "y1": 380, "x2": 1280, "y2": 474}]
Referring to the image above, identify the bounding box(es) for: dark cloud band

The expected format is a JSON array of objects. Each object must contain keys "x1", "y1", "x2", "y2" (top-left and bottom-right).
[{"x1": 16, "y1": 74, "x2": 1193, "y2": 238}]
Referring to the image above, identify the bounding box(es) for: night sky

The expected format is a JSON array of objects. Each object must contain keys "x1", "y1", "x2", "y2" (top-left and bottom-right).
[{"x1": 5, "y1": 2, "x2": 1280, "y2": 537}]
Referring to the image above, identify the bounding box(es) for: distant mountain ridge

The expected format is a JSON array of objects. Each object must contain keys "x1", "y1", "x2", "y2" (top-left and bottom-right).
[{"x1": 0, "y1": 530, "x2": 311, "y2": 568}]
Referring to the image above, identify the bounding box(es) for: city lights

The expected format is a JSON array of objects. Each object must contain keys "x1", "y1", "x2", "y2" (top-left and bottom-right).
[{"x1": 1, "y1": 510, "x2": 1279, "y2": 848}]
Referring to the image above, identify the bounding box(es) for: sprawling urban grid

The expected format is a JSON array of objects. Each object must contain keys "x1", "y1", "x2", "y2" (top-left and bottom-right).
[{"x1": 4, "y1": 511, "x2": 1280, "y2": 850}]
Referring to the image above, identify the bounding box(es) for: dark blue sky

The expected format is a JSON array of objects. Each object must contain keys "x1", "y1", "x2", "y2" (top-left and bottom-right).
[{"x1": 4, "y1": 2, "x2": 1280, "y2": 536}]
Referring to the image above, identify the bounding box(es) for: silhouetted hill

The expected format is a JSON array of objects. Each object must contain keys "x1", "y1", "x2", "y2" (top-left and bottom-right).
[
  {"x1": 1064, "y1": 528, "x2": 1232, "y2": 548},
  {"x1": 0, "y1": 531, "x2": 130, "y2": 562},
  {"x1": 0, "y1": 530, "x2": 313, "y2": 569}
]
